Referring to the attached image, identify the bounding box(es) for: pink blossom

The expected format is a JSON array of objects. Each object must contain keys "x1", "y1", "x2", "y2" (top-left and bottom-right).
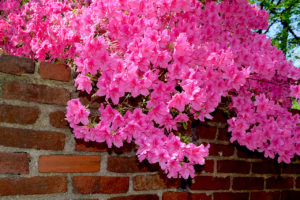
[
  {"x1": 75, "y1": 74, "x2": 92, "y2": 94},
  {"x1": 290, "y1": 85, "x2": 300, "y2": 99},
  {"x1": 66, "y1": 99, "x2": 90, "y2": 126},
  {"x1": 2, "y1": 0, "x2": 299, "y2": 179}
]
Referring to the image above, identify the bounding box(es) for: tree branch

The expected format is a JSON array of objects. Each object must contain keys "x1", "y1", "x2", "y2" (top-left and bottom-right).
[
  {"x1": 264, "y1": 19, "x2": 278, "y2": 34},
  {"x1": 276, "y1": 0, "x2": 282, "y2": 6},
  {"x1": 247, "y1": 77, "x2": 290, "y2": 89},
  {"x1": 287, "y1": 25, "x2": 300, "y2": 41}
]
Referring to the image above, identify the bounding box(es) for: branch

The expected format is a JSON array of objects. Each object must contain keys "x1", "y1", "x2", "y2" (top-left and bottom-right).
[
  {"x1": 276, "y1": 0, "x2": 282, "y2": 6},
  {"x1": 264, "y1": 19, "x2": 278, "y2": 34},
  {"x1": 287, "y1": 26, "x2": 300, "y2": 41},
  {"x1": 280, "y1": 2, "x2": 295, "y2": 15},
  {"x1": 247, "y1": 77, "x2": 290, "y2": 89}
]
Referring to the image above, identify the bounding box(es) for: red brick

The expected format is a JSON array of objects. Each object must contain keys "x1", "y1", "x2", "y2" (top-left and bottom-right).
[
  {"x1": 75, "y1": 139, "x2": 134, "y2": 153},
  {"x1": 236, "y1": 146, "x2": 264, "y2": 159},
  {"x1": 162, "y1": 192, "x2": 212, "y2": 200},
  {"x1": 251, "y1": 192, "x2": 280, "y2": 200},
  {"x1": 296, "y1": 177, "x2": 300, "y2": 188},
  {"x1": 190, "y1": 176, "x2": 230, "y2": 190},
  {"x1": 214, "y1": 193, "x2": 249, "y2": 200},
  {"x1": 0, "y1": 104, "x2": 39, "y2": 125},
  {"x1": 39, "y1": 62, "x2": 71, "y2": 82},
  {"x1": 79, "y1": 93, "x2": 105, "y2": 109},
  {"x1": 108, "y1": 195, "x2": 159, "y2": 200},
  {"x1": 282, "y1": 163, "x2": 300, "y2": 174},
  {"x1": 0, "y1": 126, "x2": 65, "y2": 150},
  {"x1": 0, "y1": 152, "x2": 29, "y2": 174},
  {"x1": 217, "y1": 127, "x2": 231, "y2": 141},
  {"x1": 281, "y1": 191, "x2": 300, "y2": 200},
  {"x1": 209, "y1": 143, "x2": 234, "y2": 156},
  {"x1": 211, "y1": 108, "x2": 228, "y2": 123},
  {"x1": 107, "y1": 156, "x2": 159, "y2": 173},
  {"x1": 195, "y1": 123, "x2": 217, "y2": 140},
  {"x1": 39, "y1": 155, "x2": 100, "y2": 173},
  {"x1": 133, "y1": 174, "x2": 180, "y2": 191},
  {"x1": 2, "y1": 81, "x2": 70, "y2": 105},
  {"x1": 194, "y1": 159, "x2": 214, "y2": 173},
  {"x1": 266, "y1": 177, "x2": 294, "y2": 189},
  {"x1": 49, "y1": 110, "x2": 68, "y2": 128},
  {"x1": 0, "y1": 176, "x2": 67, "y2": 196},
  {"x1": 252, "y1": 161, "x2": 281, "y2": 174},
  {"x1": 0, "y1": 55, "x2": 35, "y2": 75},
  {"x1": 232, "y1": 177, "x2": 264, "y2": 190},
  {"x1": 72, "y1": 176, "x2": 129, "y2": 194},
  {"x1": 217, "y1": 160, "x2": 250, "y2": 174}
]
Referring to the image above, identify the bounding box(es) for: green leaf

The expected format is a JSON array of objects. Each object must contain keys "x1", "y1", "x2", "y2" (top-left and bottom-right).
[{"x1": 182, "y1": 122, "x2": 187, "y2": 130}]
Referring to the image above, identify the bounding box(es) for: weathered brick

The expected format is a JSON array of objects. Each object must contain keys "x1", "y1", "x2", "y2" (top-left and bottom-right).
[
  {"x1": 108, "y1": 195, "x2": 159, "y2": 200},
  {"x1": 214, "y1": 193, "x2": 249, "y2": 200},
  {"x1": 0, "y1": 55, "x2": 35, "y2": 75},
  {"x1": 79, "y1": 92, "x2": 105, "y2": 108},
  {"x1": 0, "y1": 126, "x2": 65, "y2": 150},
  {"x1": 194, "y1": 159, "x2": 214, "y2": 173},
  {"x1": 209, "y1": 143, "x2": 234, "y2": 156},
  {"x1": 0, "y1": 104, "x2": 39, "y2": 124},
  {"x1": 217, "y1": 127, "x2": 231, "y2": 141},
  {"x1": 252, "y1": 161, "x2": 281, "y2": 174},
  {"x1": 0, "y1": 176, "x2": 67, "y2": 196},
  {"x1": 251, "y1": 192, "x2": 280, "y2": 200},
  {"x1": 217, "y1": 160, "x2": 250, "y2": 174},
  {"x1": 39, "y1": 155, "x2": 100, "y2": 173},
  {"x1": 282, "y1": 163, "x2": 300, "y2": 174},
  {"x1": 2, "y1": 81, "x2": 70, "y2": 105},
  {"x1": 39, "y1": 62, "x2": 71, "y2": 82},
  {"x1": 266, "y1": 177, "x2": 294, "y2": 189},
  {"x1": 232, "y1": 177, "x2": 264, "y2": 190},
  {"x1": 195, "y1": 123, "x2": 217, "y2": 140},
  {"x1": 236, "y1": 146, "x2": 264, "y2": 159},
  {"x1": 75, "y1": 139, "x2": 134, "y2": 153},
  {"x1": 210, "y1": 108, "x2": 228, "y2": 123},
  {"x1": 49, "y1": 110, "x2": 68, "y2": 128},
  {"x1": 133, "y1": 174, "x2": 180, "y2": 191},
  {"x1": 162, "y1": 192, "x2": 212, "y2": 200},
  {"x1": 72, "y1": 176, "x2": 129, "y2": 194},
  {"x1": 190, "y1": 176, "x2": 230, "y2": 190},
  {"x1": 107, "y1": 156, "x2": 159, "y2": 173},
  {"x1": 0, "y1": 152, "x2": 29, "y2": 174},
  {"x1": 281, "y1": 191, "x2": 300, "y2": 200},
  {"x1": 296, "y1": 177, "x2": 300, "y2": 188}
]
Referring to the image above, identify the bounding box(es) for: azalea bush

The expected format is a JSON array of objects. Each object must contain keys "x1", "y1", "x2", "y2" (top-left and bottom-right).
[{"x1": 1, "y1": 0, "x2": 299, "y2": 179}]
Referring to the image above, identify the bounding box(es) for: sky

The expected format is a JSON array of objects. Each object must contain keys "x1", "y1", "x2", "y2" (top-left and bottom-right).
[{"x1": 266, "y1": 21, "x2": 300, "y2": 67}]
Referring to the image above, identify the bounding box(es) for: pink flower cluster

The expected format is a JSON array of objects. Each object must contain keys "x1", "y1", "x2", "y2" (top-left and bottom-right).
[
  {"x1": 1, "y1": 0, "x2": 299, "y2": 179},
  {"x1": 68, "y1": 101, "x2": 209, "y2": 179}
]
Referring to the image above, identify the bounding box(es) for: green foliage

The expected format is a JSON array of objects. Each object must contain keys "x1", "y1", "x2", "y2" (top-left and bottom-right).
[
  {"x1": 20, "y1": 0, "x2": 30, "y2": 7},
  {"x1": 249, "y1": 0, "x2": 300, "y2": 59},
  {"x1": 178, "y1": 133, "x2": 191, "y2": 144},
  {"x1": 292, "y1": 99, "x2": 300, "y2": 110}
]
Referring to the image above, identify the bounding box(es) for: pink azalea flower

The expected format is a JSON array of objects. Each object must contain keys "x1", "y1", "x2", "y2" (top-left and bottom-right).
[{"x1": 75, "y1": 74, "x2": 92, "y2": 94}]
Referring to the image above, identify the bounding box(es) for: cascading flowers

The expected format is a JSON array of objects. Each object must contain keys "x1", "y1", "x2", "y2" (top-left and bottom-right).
[{"x1": 1, "y1": 0, "x2": 299, "y2": 179}]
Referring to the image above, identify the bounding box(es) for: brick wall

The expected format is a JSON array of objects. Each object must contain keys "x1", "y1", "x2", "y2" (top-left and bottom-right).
[{"x1": 0, "y1": 55, "x2": 299, "y2": 200}]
